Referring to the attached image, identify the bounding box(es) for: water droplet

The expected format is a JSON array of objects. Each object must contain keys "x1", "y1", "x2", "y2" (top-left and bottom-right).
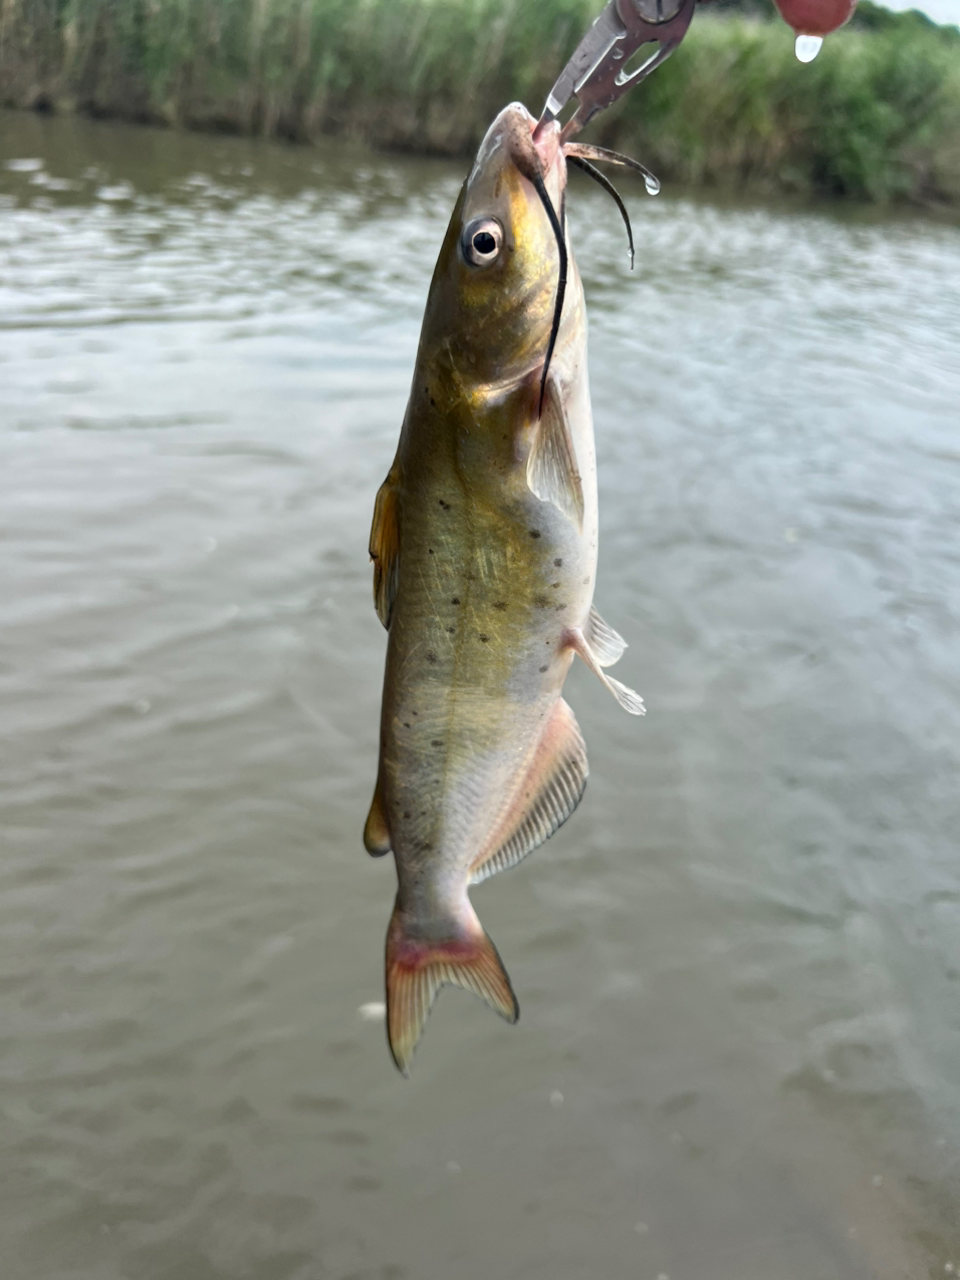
[
  {"x1": 871, "y1": 1174, "x2": 883, "y2": 1187},
  {"x1": 446, "y1": 1160, "x2": 461, "y2": 1175},
  {"x1": 795, "y1": 33, "x2": 823, "y2": 62},
  {"x1": 358, "y1": 1001, "x2": 386, "y2": 1020},
  {"x1": 944, "y1": 1263, "x2": 954, "y2": 1274},
  {"x1": 644, "y1": 174, "x2": 661, "y2": 196},
  {"x1": 550, "y1": 1089, "x2": 564, "y2": 1107},
  {"x1": 134, "y1": 698, "x2": 151, "y2": 714},
  {"x1": 634, "y1": 1222, "x2": 649, "y2": 1235}
]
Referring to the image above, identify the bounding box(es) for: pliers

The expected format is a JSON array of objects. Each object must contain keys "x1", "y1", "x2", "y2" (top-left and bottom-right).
[{"x1": 535, "y1": 0, "x2": 699, "y2": 141}]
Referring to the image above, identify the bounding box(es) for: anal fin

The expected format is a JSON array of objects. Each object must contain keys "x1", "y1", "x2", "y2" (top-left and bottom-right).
[
  {"x1": 567, "y1": 626, "x2": 645, "y2": 716},
  {"x1": 470, "y1": 698, "x2": 588, "y2": 885}
]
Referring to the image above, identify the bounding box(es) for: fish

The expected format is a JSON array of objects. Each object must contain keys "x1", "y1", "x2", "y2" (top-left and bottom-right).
[{"x1": 365, "y1": 101, "x2": 645, "y2": 1075}]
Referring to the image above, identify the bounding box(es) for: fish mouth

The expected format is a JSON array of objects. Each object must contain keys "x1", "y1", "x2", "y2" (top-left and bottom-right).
[
  {"x1": 531, "y1": 113, "x2": 562, "y2": 184},
  {"x1": 494, "y1": 102, "x2": 565, "y2": 200}
]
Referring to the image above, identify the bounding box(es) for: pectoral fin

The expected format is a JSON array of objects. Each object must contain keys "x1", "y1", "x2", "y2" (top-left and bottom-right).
[
  {"x1": 470, "y1": 698, "x2": 588, "y2": 884},
  {"x1": 526, "y1": 375, "x2": 584, "y2": 531},
  {"x1": 370, "y1": 464, "x2": 400, "y2": 629},
  {"x1": 567, "y1": 625, "x2": 645, "y2": 716}
]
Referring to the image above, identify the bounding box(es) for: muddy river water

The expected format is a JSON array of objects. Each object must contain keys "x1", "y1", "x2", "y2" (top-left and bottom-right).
[{"x1": 2, "y1": 111, "x2": 960, "y2": 1279}]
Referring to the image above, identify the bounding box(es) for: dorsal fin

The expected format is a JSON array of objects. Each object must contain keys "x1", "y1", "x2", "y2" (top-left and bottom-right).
[
  {"x1": 470, "y1": 698, "x2": 588, "y2": 885},
  {"x1": 369, "y1": 464, "x2": 400, "y2": 629},
  {"x1": 526, "y1": 375, "x2": 584, "y2": 531}
]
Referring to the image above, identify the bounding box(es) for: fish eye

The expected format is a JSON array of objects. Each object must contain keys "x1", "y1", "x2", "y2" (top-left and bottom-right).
[{"x1": 462, "y1": 218, "x2": 503, "y2": 267}]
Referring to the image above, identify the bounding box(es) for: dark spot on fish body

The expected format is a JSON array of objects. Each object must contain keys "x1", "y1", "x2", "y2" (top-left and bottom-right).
[
  {"x1": 412, "y1": 710, "x2": 418, "y2": 715},
  {"x1": 529, "y1": 529, "x2": 541, "y2": 539},
  {"x1": 534, "y1": 595, "x2": 550, "y2": 610},
  {"x1": 439, "y1": 499, "x2": 451, "y2": 511},
  {"x1": 430, "y1": 397, "x2": 436, "y2": 407},
  {"x1": 555, "y1": 604, "x2": 567, "y2": 612},
  {"x1": 431, "y1": 740, "x2": 444, "y2": 748},
  {"x1": 446, "y1": 626, "x2": 456, "y2": 634},
  {"x1": 403, "y1": 811, "x2": 411, "y2": 819},
  {"x1": 403, "y1": 722, "x2": 411, "y2": 728},
  {"x1": 539, "y1": 664, "x2": 548, "y2": 673},
  {"x1": 493, "y1": 601, "x2": 507, "y2": 611},
  {"x1": 551, "y1": 582, "x2": 560, "y2": 589},
  {"x1": 426, "y1": 651, "x2": 438, "y2": 664},
  {"x1": 554, "y1": 558, "x2": 563, "y2": 567},
  {"x1": 451, "y1": 597, "x2": 460, "y2": 606},
  {"x1": 583, "y1": 577, "x2": 590, "y2": 585},
  {"x1": 479, "y1": 634, "x2": 489, "y2": 643},
  {"x1": 428, "y1": 548, "x2": 434, "y2": 555}
]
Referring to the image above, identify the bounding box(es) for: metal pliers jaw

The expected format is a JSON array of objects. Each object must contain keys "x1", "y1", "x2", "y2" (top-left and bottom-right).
[{"x1": 536, "y1": 0, "x2": 698, "y2": 142}]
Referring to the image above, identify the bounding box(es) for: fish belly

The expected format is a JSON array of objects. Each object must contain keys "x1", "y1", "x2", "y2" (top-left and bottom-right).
[{"x1": 379, "y1": 472, "x2": 594, "y2": 918}]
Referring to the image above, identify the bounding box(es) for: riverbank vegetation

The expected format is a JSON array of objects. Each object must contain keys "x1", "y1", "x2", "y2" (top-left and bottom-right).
[{"x1": 2, "y1": 0, "x2": 958, "y2": 202}]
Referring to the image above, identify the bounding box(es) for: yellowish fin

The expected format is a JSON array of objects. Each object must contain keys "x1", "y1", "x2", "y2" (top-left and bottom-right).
[
  {"x1": 370, "y1": 465, "x2": 401, "y2": 629},
  {"x1": 363, "y1": 775, "x2": 391, "y2": 857},
  {"x1": 385, "y1": 900, "x2": 518, "y2": 1075}
]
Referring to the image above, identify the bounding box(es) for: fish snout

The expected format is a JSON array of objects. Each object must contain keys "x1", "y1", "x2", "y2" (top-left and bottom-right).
[{"x1": 492, "y1": 102, "x2": 566, "y2": 202}]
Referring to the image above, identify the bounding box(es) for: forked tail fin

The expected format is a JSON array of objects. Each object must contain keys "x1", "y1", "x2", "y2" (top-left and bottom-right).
[{"x1": 385, "y1": 898, "x2": 518, "y2": 1075}]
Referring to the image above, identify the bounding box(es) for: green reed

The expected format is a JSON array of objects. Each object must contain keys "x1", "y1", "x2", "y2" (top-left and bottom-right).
[{"x1": 1, "y1": 0, "x2": 958, "y2": 202}]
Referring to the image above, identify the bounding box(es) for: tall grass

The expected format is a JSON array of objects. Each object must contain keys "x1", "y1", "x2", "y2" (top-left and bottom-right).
[{"x1": 1, "y1": 0, "x2": 958, "y2": 202}]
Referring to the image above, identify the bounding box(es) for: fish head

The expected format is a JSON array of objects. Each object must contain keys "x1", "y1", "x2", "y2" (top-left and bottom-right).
[{"x1": 423, "y1": 102, "x2": 571, "y2": 390}]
